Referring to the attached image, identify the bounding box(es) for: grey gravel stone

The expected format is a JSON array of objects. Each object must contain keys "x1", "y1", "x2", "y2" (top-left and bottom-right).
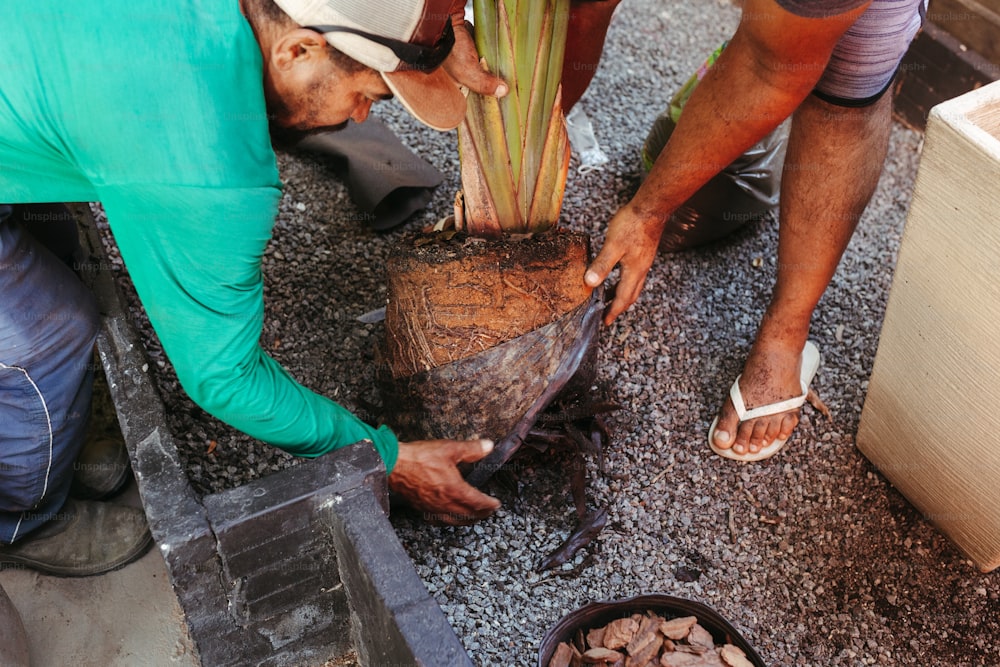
[{"x1": 87, "y1": 1, "x2": 1000, "y2": 665}]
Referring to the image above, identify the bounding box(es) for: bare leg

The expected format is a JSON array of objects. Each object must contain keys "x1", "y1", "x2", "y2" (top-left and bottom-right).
[
  {"x1": 711, "y1": 90, "x2": 892, "y2": 456},
  {"x1": 561, "y1": 0, "x2": 623, "y2": 114}
]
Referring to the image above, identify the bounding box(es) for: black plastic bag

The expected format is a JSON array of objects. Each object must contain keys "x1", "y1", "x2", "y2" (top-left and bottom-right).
[{"x1": 641, "y1": 42, "x2": 788, "y2": 252}]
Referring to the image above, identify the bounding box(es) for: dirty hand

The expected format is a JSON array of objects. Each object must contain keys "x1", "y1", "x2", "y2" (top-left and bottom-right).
[
  {"x1": 442, "y1": 13, "x2": 509, "y2": 99},
  {"x1": 584, "y1": 205, "x2": 665, "y2": 325},
  {"x1": 388, "y1": 439, "x2": 501, "y2": 525}
]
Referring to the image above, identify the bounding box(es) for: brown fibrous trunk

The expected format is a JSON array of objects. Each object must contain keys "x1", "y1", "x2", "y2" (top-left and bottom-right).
[{"x1": 383, "y1": 231, "x2": 592, "y2": 379}]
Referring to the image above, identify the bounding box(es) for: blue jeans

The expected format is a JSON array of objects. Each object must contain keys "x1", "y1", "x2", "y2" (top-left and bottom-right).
[{"x1": 0, "y1": 205, "x2": 99, "y2": 543}]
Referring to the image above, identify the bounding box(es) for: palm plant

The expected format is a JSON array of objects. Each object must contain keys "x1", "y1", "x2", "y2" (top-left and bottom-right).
[
  {"x1": 456, "y1": 0, "x2": 572, "y2": 238},
  {"x1": 379, "y1": 0, "x2": 598, "y2": 466}
]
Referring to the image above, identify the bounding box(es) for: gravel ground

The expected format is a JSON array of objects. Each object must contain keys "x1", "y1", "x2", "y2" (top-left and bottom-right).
[{"x1": 94, "y1": 0, "x2": 999, "y2": 665}]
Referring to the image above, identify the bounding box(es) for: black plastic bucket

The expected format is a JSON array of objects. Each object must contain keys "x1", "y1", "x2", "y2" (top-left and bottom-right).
[{"x1": 537, "y1": 593, "x2": 765, "y2": 667}]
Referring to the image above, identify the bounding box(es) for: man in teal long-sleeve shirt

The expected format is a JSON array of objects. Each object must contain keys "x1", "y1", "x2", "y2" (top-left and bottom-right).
[{"x1": 0, "y1": 0, "x2": 508, "y2": 582}]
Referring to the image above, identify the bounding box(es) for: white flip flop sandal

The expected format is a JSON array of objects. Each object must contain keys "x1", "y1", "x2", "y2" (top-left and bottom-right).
[{"x1": 708, "y1": 341, "x2": 821, "y2": 462}]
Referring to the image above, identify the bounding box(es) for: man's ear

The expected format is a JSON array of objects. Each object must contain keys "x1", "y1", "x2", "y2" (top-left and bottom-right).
[{"x1": 271, "y1": 28, "x2": 329, "y2": 72}]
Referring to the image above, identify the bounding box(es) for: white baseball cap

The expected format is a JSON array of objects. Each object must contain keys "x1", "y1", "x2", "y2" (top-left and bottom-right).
[{"x1": 273, "y1": 0, "x2": 468, "y2": 130}]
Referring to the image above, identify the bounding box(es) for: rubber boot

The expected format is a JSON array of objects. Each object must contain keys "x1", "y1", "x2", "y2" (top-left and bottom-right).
[{"x1": 0, "y1": 499, "x2": 151, "y2": 577}]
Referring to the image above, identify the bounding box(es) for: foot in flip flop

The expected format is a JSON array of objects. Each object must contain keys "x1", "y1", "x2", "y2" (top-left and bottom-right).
[{"x1": 709, "y1": 341, "x2": 821, "y2": 462}]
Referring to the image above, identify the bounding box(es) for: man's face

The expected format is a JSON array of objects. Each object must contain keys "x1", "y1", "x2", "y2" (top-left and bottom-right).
[{"x1": 263, "y1": 29, "x2": 393, "y2": 132}]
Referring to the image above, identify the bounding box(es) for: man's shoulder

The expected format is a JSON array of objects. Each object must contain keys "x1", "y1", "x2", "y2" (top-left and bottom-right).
[{"x1": 6, "y1": 0, "x2": 275, "y2": 198}]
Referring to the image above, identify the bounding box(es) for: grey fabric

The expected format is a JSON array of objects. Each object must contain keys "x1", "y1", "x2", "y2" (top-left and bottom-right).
[
  {"x1": 293, "y1": 118, "x2": 444, "y2": 231},
  {"x1": 774, "y1": 0, "x2": 869, "y2": 18},
  {"x1": 814, "y1": 0, "x2": 926, "y2": 102}
]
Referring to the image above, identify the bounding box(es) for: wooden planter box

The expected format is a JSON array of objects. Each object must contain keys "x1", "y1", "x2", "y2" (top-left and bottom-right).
[
  {"x1": 72, "y1": 204, "x2": 472, "y2": 666},
  {"x1": 857, "y1": 81, "x2": 1000, "y2": 573}
]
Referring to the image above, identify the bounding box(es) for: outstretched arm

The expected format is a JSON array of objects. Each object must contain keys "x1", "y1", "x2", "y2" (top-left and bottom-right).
[{"x1": 585, "y1": 0, "x2": 870, "y2": 324}]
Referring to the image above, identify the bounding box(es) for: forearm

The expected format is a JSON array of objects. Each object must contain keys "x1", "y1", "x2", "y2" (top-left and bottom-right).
[
  {"x1": 187, "y1": 347, "x2": 399, "y2": 465},
  {"x1": 101, "y1": 184, "x2": 400, "y2": 470},
  {"x1": 633, "y1": 41, "x2": 810, "y2": 224},
  {"x1": 631, "y1": 0, "x2": 869, "y2": 225}
]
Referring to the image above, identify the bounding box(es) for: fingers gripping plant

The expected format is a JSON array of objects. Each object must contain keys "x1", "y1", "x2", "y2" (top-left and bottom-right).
[{"x1": 457, "y1": 0, "x2": 572, "y2": 237}]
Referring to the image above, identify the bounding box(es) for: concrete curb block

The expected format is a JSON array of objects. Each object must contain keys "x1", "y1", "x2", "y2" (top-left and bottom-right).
[{"x1": 71, "y1": 204, "x2": 470, "y2": 667}]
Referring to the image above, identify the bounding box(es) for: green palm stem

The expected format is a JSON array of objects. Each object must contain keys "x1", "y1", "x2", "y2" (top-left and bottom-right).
[{"x1": 458, "y1": 0, "x2": 571, "y2": 237}]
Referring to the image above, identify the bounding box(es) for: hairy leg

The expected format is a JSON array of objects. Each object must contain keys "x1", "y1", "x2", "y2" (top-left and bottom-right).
[
  {"x1": 560, "y1": 0, "x2": 623, "y2": 114},
  {"x1": 712, "y1": 90, "x2": 892, "y2": 456}
]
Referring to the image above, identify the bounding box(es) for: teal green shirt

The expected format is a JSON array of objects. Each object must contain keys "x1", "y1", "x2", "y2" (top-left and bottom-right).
[{"x1": 1, "y1": 0, "x2": 398, "y2": 470}]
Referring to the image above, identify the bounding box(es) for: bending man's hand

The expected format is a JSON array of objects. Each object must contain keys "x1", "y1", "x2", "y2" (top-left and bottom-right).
[
  {"x1": 388, "y1": 438, "x2": 501, "y2": 525},
  {"x1": 584, "y1": 205, "x2": 665, "y2": 325},
  {"x1": 442, "y1": 13, "x2": 509, "y2": 98}
]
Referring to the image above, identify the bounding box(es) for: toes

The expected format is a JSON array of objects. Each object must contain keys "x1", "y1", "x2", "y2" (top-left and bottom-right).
[
  {"x1": 715, "y1": 395, "x2": 804, "y2": 457},
  {"x1": 778, "y1": 412, "x2": 799, "y2": 441},
  {"x1": 748, "y1": 420, "x2": 770, "y2": 453},
  {"x1": 712, "y1": 404, "x2": 741, "y2": 450},
  {"x1": 731, "y1": 411, "x2": 801, "y2": 456},
  {"x1": 712, "y1": 424, "x2": 735, "y2": 450},
  {"x1": 732, "y1": 419, "x2": 757, "y2": 455},
  {"x1": 762, "y1": 416, "x2": 783, "y2": 445}
]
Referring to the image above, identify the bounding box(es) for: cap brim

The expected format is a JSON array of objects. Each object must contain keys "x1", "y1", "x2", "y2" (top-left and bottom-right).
[{"x1": 382, "y1": 68, "x2": 467, "y2": 131}]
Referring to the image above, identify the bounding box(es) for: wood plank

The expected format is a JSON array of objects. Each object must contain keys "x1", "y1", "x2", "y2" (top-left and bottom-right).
[
  {"x1": 931, "y1": 0, "x2": 1000, "y2": 24},
  {"x1": 892, "y1": 22, "x2": 999, "y2": 131},
  {"x1": 928, "y1": 0, "x2": 1000, "y2": 64}
]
